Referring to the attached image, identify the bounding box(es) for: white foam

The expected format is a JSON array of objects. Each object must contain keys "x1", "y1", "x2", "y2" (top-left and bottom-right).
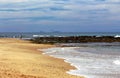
[
  {"x1": 114, "y1": 35, "x2": 120, "y2": 38},
  {"x1": 41, "y1": 47, "x2": 120, "y2": 78},
  {"x1": 113, "y1": 60, "x2": 120, "y2": 65}
]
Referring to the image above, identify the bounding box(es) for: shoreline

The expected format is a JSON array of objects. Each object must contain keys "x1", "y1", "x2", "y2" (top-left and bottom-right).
[
  {"x1": 41, "y1": 47, "x2": 85, "y2": 77},
  {"x1": 0, "y1": 38, "x2": 83, "y2": 78},
  {"x1": 39, "y1": 49, "x2": 78, "y2": 76}
]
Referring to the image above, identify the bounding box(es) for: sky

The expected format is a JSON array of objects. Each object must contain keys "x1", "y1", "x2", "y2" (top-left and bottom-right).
[{"x1": 0, "y1": 0, "x2": 120, "y2": 32}]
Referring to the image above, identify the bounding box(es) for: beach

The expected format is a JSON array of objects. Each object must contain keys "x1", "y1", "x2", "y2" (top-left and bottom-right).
[{"x1": 0, "y1": 38, "x2": 83, "y2": 78}]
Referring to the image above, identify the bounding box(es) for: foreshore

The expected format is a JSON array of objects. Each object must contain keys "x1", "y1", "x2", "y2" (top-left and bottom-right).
[{"x1": 0, "y1": 38, "x2": 83, "y2": 78}]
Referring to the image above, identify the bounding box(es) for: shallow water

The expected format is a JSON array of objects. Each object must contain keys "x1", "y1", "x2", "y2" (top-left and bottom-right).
[{"x1": 42, "y1": 43, "x2": 120, "y2": 78}]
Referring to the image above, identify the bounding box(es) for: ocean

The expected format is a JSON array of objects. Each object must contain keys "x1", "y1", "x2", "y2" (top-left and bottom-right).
[
  {"x1": 42, "y1": 42, "x2": 120, "y2": 78},
  {"x1": 0, "y1": 32, "x2": 120, "y2": 38}
]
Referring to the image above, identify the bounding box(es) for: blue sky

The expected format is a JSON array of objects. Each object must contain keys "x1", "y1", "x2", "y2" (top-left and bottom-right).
[{"x1": 0, "y1": 0, "x2": 120, "y2": 32}]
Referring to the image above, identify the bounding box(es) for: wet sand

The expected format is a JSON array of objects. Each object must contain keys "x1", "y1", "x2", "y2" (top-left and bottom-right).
[{"x1": 0, "y1": 38, "x2": 83, "y2": 78}]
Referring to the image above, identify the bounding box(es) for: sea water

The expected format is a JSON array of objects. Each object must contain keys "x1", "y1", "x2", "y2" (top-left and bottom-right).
[
  {"x1": 0, "y1": 32, "x2": 120, "y2": 38},
  {"x1": 42, "y1": 43, "x2": 120, "y2": 78}
]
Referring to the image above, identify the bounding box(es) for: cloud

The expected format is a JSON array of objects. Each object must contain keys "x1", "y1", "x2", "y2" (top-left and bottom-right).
[
  {"x1": 0, "y1": 0, "x2": 119, "y2": 32},
  {"x1": 0, "y1": 0, "x2": 28, "y2": 3}
]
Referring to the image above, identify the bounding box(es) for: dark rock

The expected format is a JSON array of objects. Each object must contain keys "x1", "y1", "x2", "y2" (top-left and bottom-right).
[{"x1": 31, "y1": 36, "x2": 120, "y2": 44}]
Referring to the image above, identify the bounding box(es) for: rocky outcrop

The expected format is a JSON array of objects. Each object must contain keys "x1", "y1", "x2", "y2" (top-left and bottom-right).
[{"x1": 31, "y1": 36, "x2": 120, "y2": 44}]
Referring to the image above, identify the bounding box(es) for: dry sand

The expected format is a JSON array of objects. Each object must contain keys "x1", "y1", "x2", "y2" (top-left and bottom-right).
[{"x1": 0, "y1": 38, "x2": 84, "y2": 78}]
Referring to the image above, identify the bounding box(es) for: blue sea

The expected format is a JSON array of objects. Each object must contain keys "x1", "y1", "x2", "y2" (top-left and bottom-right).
[{"x1": 0, "y1": 32, "x2": 120, "y2": 38}]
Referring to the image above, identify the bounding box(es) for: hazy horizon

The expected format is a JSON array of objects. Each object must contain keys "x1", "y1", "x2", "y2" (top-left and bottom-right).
[
  {"x1": 0, "y1": 0, "x2": 119, "y2": 32},
  {"x1": 0, "y1": 31, "x2": 120, "y2": 33}
]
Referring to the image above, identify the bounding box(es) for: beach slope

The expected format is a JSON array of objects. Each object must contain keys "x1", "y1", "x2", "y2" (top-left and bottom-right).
[{"x1": 0, "y1": 38, "x2": 83, "y2": 78}]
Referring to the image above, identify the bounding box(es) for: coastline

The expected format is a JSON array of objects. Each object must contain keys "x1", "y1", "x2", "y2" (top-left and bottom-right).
[
  {"x1": 41, "y1": 48, "x2": 79, "y2": 77},
  {"x1": 0, "y1": 38, "x2": 83, "y2": 78},
  {"x1": 41, "y1": 47, "x2": 86, "y2": 78}
]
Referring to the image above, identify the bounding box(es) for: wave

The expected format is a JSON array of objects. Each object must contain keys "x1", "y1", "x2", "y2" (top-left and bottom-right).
[
  {"x1": 41, "y1": 46, "x2": 120, "y2": 78},
  {"x1": 114, "y1": 35, "x2": 120, "y2": 38}
]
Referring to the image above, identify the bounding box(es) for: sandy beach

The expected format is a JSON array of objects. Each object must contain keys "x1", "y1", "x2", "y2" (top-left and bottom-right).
[{"x1": 0, "y1": 38, "x2": 83, "y2": 78}]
